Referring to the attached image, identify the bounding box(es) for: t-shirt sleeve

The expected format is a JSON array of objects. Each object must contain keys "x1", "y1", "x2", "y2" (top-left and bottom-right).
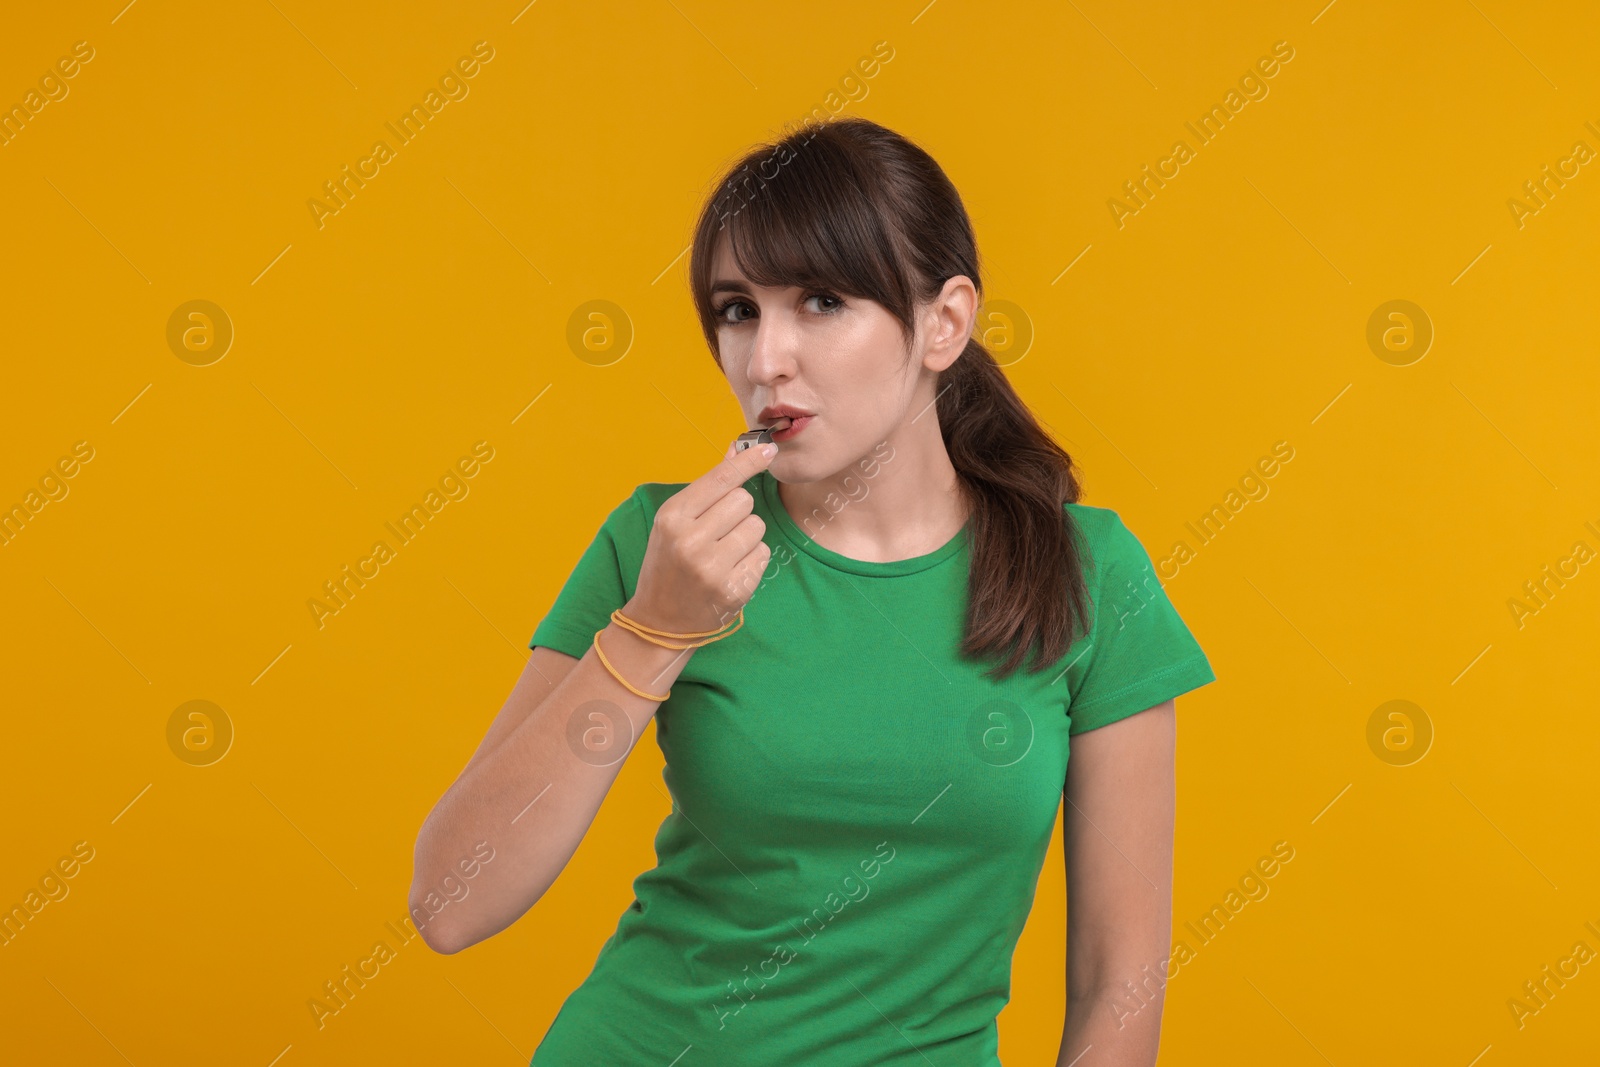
[
  {"x1": 528, "y1": 489, "x2": 648, "y2": 660},
  {"x1": 1064, "y1": 512, "x2": 1216, "y2": 735}
]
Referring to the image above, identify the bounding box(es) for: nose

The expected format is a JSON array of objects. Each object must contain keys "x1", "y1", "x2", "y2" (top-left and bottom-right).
[{"x1": 744, "y1": 316, "x2": 799, "y2": 387}]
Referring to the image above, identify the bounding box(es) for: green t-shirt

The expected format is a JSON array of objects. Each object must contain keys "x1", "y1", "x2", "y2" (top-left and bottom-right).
[{"x1": 526, "y1": 467, "x2": 1215, "y2": 1065}]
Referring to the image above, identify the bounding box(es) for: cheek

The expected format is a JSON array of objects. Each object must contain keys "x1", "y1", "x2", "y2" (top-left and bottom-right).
[
  {"x1": 862, "y1": 320, "x2": 916, "y2": 379},
  {"x1": 723, "y1": 340, "x2": 758, "y2": 377},
  {"x1": 815, "y1": 340, "x2": 907, "y2": 420},
  {"x1": 727, "y1": 359, "x2": 761, "y2": 400}
]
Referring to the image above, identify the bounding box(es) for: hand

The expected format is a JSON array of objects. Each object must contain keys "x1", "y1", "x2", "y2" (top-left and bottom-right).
[{"x1": 624, "y1": 439, "x2": 778, "y2": 635}]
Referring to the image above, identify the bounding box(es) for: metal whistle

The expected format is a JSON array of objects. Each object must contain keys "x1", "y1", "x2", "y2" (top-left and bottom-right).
[
  {"x1": 733, "y1": 428, "x2": 774, "y2": 453},
  {"x1": 735, "y1": 414, "x2": 796, "y2": 453}
]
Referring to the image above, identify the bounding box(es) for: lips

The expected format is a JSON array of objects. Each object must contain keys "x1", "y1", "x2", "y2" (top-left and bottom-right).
[
  {"x1": 770, "y1": 415, "x2": 813, "y2": 442},
  {"x1": 758, "y1": 404, "x2": 815, "y2": 427}
]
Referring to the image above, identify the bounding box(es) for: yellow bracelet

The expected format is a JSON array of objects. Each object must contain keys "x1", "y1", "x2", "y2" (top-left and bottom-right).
[
  {"x1": 592, "y1": 628, "x2": 670, "y2": 702},
  {"x1": 609, "y1": 607, "x2": 743, "y2": 649}
]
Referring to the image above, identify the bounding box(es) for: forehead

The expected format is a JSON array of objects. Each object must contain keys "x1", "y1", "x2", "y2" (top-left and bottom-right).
[
  {"x1": 711, "y1": 241, "x2": 799, "y2": 293},
  {"x1": 710, "y1": 238, "x2": 740, "y2": 276},
  {"x1": 711, "y1": 239, "x2": 757, "y2": 281}
]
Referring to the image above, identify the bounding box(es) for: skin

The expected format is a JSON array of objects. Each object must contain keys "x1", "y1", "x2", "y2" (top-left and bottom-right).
[
  {"x1": 1058, "y1": 700, "x2": 1176, "y2": 1067},
  {"x1": 708, "y1": 239, "x2": 972, "y2": 563},
  {"x1": 411, "y1": 236, "x2": 1178, "y2": 1067},
  {"x1": 408, "y1": 443, "x2": 777, "y2": 953}
]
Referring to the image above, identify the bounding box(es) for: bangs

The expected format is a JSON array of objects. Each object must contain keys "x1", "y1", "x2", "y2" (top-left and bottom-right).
[{"x1": 691, "y1": 123, "x2": 922, "y2": 356}]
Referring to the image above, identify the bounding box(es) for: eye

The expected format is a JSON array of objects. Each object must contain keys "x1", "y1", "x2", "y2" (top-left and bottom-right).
[
  {"x1": 713, "y1": 298, "x2": 754, "y2": 324},
  {"x1": 805, "y1": 293, "x2": 844, "y2": 314}
]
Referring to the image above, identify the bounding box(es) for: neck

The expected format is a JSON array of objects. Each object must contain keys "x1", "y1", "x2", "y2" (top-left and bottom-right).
[{"x1": 776, "y1": 416, "x2": 967, "y2": 564}]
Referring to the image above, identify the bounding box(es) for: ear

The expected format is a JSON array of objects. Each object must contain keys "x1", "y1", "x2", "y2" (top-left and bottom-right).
[{"x1": 920, "y1": 275, "x2": 978, "y2": 373}]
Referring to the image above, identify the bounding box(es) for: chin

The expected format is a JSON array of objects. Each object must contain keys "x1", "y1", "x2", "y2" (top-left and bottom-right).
[
  {"x1": 774, "y1": 452, "x2": 857, "y2": 488},
  {"x1": 765, "y1": 453, "x2": 823, "y2": 486}
]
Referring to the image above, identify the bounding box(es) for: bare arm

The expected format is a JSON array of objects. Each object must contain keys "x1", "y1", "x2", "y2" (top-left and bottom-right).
[
  {"x1": 1057, "y1": 699, "x2": 1176, "y2": 1067},
  {"x1": 408, "y1": 623, "x2": 696, "y2": 954},
  {"x1": 408, "y1": 440, "x2": 778, "y2": 955}
]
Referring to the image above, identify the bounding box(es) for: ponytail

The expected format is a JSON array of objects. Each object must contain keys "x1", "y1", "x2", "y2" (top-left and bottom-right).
[
  {"x1": 690, "y1": 116, "x2": 1095, "y2": 679},
  {"x1": 938, "y1": 338, "x2": 1093, "y2": 678}
]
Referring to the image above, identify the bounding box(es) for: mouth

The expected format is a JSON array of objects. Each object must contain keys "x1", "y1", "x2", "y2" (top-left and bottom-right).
[
  {"x1": 769, "y1": 415, "x2": 813, "y2": 442},
  {"x1": 758, "y1": 405, "x2": 815, "y2": 427}
]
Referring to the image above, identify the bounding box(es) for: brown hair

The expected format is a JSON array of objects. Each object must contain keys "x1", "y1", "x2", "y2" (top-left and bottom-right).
[{"x1": 687, "y1": 116, "x2": 1093, "y2": 680}]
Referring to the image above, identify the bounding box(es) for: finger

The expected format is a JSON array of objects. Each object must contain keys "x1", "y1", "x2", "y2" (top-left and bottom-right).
[
  {"x1": 697, "y1": 483, "x2": 759, "y2": 544},
  {"x1": 678, "y1": 437, "x2": 778, "y2": 520},
  {"x1": 727, "y1": 537, "x2": 775, "y2": 604},
  {"x1": 713, "y1": 510, "x2": 766, "y2": 564},
  {"x1": 708, "y1": 532, "x2": 772, "y2": 614}
]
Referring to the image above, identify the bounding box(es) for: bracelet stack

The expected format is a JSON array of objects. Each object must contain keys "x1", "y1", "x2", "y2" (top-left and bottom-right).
[{"x1": 592, "y1": 607, "x2": 744, "y2": 702}]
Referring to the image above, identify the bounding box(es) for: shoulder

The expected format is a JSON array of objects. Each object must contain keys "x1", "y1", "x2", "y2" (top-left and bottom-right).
[
  {"x1": 598, "y1": 482, "x2": 693, "y2": 543},
  {"x1": 1063, "y1": 500, "x2": 1133, "y2": 550},
  {"x1": 588, "y1": 483, "x2": 691, "y2": 600},
  {"x1": 1063, "y1": 500, "x2": 1124, "y2": 535},
  {"x1": 1063, "y1": 501, "x2": 1152, "y2": 580},
  {"x1": 627, "y1": 481, "x2": 693, "y2": 524}
]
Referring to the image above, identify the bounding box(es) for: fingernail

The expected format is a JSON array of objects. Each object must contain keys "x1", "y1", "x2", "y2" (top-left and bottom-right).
[{"x1": 761, "y1": 443, "x2": 777, "y2": 457}]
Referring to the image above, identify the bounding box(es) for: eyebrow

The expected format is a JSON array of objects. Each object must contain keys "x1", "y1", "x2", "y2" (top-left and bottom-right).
[{"x1": 710, "y1": 279, "x2": 753, "y2": 295}]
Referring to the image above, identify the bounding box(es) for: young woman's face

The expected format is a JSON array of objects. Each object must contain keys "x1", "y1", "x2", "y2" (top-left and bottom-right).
[{"x1": 710, "y1": 239, "x2": 937, "y2": 482}]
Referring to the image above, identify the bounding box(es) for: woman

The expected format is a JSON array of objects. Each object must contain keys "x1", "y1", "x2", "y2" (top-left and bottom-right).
[{"x1": 409, "y1": 116, "x2": 1216, "y2": 1066}]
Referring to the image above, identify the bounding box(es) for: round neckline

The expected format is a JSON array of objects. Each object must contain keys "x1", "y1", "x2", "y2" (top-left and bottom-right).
[{"x1": 754, "y1": 468, "x2": 969, "y2": 577}]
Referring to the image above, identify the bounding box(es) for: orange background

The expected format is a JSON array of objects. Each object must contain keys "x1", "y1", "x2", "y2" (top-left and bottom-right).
[{"x1": 2, "y1": 1, "x2": 1597, "y2": 1064}]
